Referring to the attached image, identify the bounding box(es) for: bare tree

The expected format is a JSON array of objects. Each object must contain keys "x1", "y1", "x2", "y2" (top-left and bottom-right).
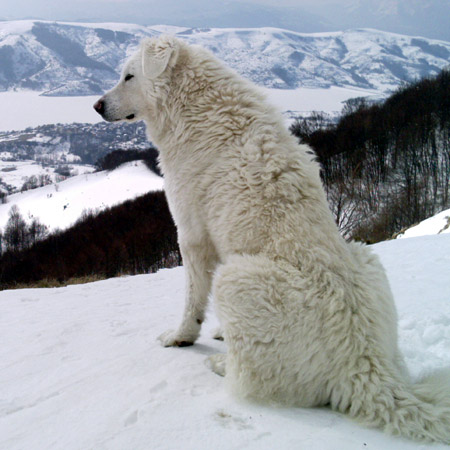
[
  {"x1": 3, "y1": 205, "x2": 28, "y2": 252},
  {"x1": 28, "y1": 218, "x2": 49, "y2": 246}
]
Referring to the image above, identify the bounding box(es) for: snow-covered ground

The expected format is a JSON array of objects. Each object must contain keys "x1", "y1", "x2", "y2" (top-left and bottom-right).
[
  {"x1": 0, "y1": 161, "x2": 164, "y2": 231},
  {"x1": 397, "y1": 208, "x2": 450, "y2": 239},
  {"x1": 0, "y1": 234, "x2": 449, "y2": 449},
  {"x1": 0, "y1": 87, "x2": 376, "y2": 132}
]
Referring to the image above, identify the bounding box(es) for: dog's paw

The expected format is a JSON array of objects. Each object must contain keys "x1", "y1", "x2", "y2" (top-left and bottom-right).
[
  {"x1": 212, "y1": 326, "x2": 224, "y2": 341},
  {"x1": 205, "y1": 354, "x2": 226, "y2": 377},
  {"x1": 157, "y1": 329, "x2": 194, "y2": 347}
]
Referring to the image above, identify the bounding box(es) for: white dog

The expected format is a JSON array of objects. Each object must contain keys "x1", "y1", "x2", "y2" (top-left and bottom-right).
[{"x1": 95, "y1": 35, "x2": 450, "y2": 443}]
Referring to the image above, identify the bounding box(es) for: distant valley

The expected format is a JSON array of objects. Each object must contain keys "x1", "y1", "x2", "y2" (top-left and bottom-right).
[{"x1": 0, "y1": 122, "x2": 149, "y2": 194}]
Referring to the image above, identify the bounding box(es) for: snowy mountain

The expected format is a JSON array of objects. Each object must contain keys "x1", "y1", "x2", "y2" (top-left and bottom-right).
[
  {"x1": 0, "y1": 161, "x2": 164, "y2": 231},
  {"x1": 0, "y1": 20, "x2": 449, "y2": 95},
  {"x1": 1, "y1": 232, "x2": 449, "y2": 449}
]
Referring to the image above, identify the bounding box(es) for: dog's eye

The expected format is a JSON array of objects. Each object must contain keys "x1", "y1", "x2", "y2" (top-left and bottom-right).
[{"x1": 124, "y1": 74, "x2": 134, "y2": 82}]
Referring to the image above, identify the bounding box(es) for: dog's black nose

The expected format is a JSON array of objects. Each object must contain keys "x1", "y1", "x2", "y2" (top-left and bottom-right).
[{"x1": 93, "y1": 100, "x2": 104, "y2": 115}]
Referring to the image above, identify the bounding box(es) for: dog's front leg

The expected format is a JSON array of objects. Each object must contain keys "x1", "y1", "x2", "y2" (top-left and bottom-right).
[{"x1": 158, "y1": 242, "x2": 215, "y2": 347}]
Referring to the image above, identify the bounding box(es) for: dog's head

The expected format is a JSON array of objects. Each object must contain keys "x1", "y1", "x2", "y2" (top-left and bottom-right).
[{"x1": 93, "y1": 35, "x2": 179, "y2": 123}]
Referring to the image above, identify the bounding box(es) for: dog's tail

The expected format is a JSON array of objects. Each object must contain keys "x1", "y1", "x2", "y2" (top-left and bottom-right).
[{"x1": 331, "y1": 356, "x2": 450, "y2": 443}]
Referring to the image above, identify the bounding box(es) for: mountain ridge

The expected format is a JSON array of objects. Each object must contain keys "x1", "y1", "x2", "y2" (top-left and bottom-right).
[{"x1": 0, "y1": 20, "x2": 449, "y2": 96}]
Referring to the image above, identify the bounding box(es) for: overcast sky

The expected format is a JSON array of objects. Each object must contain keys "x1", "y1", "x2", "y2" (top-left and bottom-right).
[
  {"x1": 0, "y1": 0, "x2": 342, "y2": 17},
  {"x1": 0, "y1": 0, "x2": 449, "y2": 41}
]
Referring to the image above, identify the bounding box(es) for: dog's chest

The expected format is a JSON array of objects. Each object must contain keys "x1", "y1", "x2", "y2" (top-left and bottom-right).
[{"x1": 161, "y1": 158, "x2": 210, "y2": 235}]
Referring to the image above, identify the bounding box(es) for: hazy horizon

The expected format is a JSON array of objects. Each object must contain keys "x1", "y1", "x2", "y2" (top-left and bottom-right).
[{"x1": 0, "y1": 0, "x2": 449, "y2": 41}]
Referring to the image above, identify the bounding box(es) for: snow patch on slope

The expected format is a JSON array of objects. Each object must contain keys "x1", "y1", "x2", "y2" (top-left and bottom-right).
[
  {"x1": 0, "y1": 161, "x2": 164, "y2": 231},
  {"x1": 396, "y1": 208, "x2": 450, "y2": 239}
]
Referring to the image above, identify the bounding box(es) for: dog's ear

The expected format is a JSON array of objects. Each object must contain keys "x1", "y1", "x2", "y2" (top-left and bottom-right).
[{"x1": 141, "y1": 36, "x2": 178, "y2": 79}]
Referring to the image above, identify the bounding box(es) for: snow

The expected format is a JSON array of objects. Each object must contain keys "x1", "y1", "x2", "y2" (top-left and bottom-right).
[
  {"x1": 0, "y1": 160, "x2": 94, "y2": 192},
  {"x1": 0, "y1": 92, "x2": 102, "y2": 132},
  {"x1": 150, "y1": 24, "x2": 191, "y2": 34},
  {"x1": 0, "y1": 20, "x2": 449, "y2": 445},
  {"x1": 374, "y1": 235, "x2": 450, "y2": 379},
  {"x1": 397, "y1": 208, "x2": 450, "y2": 239},
  {"x1": 0, "y1": 87, "x2": 377, "y2": 132},
  {"x1": 0, "y1": 233, "x2": 449, "y2": 449},
  {"x1": 0, "y1": 161, "x2": 164, "y2": 231},
  {"x1": 0, "y1": 20, "x2": 34, "y2": 37},
  {"x1": 263, "y1": 86, "x2": 378, "y2": 116}
]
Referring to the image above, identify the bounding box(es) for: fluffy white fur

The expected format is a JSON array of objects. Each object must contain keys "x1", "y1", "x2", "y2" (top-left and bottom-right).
[{"x1": 96, "y1": 36, "x2": 450, "y2": 443}]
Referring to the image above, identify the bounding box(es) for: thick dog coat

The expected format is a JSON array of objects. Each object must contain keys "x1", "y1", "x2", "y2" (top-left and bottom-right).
[{"x1": 95, "y1": 36, "x2": 450, "y2": 443}]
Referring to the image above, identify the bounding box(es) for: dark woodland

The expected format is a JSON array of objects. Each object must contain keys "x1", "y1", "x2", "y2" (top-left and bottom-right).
[
  {"x1": 291, "y1": 69, "x2": 450, "y2": 242},
  {"x1": 95, "y1": 147, "x2": 162, "y2": 176},
  {"x1": 0, "y1": 191, "x2": 180, "y2": 289}
]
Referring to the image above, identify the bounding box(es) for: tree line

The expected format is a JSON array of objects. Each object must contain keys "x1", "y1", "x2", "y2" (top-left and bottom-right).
[
  {"x1": 96, "y1": 148, "x2": 161, "y2": 176},
  {"x1": 0, "y1": 191, "x2": 180, "y2": 289},
  {"x1": 290, "y1": 69, "x2": 450, "y2": 242}
]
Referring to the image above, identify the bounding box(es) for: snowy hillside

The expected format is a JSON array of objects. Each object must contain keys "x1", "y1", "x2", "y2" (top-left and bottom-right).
[
  {"x1": 397, "y1": 208, "x2": 450, "y2": 239},
  {"x1": 0, "y1": 20, "x2": 449, "y2": 95},
  {"x1": 0, "y1": 161, "x2": 163, "y2": 231},
  {"x1": 0, "y1": 159, "x2": 94, "y2": 194},
  {"x1": 0, "y1": 233, "x2": 449, "y2": 449}
]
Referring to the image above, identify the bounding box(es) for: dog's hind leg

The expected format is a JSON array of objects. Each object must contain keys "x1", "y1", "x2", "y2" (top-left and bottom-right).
[{"x1": 210, "y1": 254, "x2": 324, "y2": 405}]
